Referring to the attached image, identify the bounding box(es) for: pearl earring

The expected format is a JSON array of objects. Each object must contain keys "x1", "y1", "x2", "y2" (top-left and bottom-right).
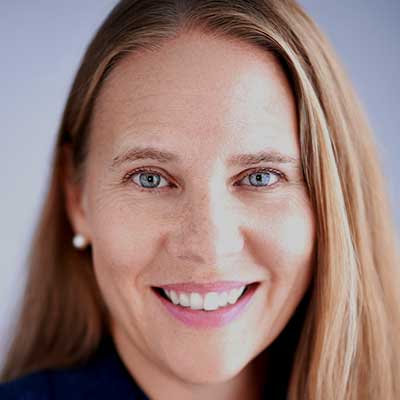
[{"x1": 72, "y1": 233, "x2": 89, "y2": 249}]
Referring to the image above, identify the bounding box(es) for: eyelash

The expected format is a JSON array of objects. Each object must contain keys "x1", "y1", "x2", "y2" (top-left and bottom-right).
[{"x1": 121, "y1": 166, "x2": 286, "y2": 194}]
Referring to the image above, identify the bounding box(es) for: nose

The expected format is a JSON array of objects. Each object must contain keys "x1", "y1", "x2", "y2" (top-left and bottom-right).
[{"x1": 169, "y1": 183, "x2": 245, "y2": 265}]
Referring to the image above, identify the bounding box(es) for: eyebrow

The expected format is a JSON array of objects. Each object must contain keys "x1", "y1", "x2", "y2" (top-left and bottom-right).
[{"x1": 110, "y1": 145, "x2": 300, "y2": 170}]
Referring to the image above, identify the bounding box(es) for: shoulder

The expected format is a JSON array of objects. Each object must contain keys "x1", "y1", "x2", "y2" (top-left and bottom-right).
[
  {"x1": 0, "y1": 361, "x2": 138, "y2": 399},
  {"x1": 0, "y1": 370, "x2": 51, "y2": 399},
  {"x1": 0, "y1": 365, "x2": 107, "y2": 399},
  {"x1": 0, "y1": 337, "x2": 148, "y2": 399}
]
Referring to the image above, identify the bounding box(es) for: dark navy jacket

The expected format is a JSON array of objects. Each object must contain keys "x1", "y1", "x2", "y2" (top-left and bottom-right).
[{"x1": 0, "y1": 336, "x2": 149, "y2": 399}]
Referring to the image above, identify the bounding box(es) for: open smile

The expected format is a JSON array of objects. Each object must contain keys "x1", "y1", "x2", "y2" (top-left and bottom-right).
[{"x1": 151, "y1": 282, "x2": 260, "y2": 328}]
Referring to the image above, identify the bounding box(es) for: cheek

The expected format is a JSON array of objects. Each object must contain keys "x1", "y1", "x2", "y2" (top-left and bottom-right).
[
  {"x1": 256, "y1": 196, "x2": 316, "y2": 282},
  {"x1": 88, "y1": 194, "x2": 165, "y2": 283},
  {"x1": 251, "y1": 196, "x2": 315, "y2": 343},
  {"x1": 88, "y1": 198, "x2": 166, "y2": 331}
]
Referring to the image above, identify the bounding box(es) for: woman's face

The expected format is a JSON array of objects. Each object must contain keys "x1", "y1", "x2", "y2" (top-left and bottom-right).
[{"x1": 65, "y1": 30, "x2": 315, "y2": 388}]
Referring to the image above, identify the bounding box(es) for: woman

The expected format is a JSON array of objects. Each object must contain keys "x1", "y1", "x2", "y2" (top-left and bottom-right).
[{"x1": 1, "y1": 0, "x2": 399, "y2": 399}]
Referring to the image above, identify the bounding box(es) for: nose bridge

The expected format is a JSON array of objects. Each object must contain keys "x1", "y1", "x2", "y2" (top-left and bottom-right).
[{"x1": 176, "y1": 177, "x2": 244, "y2": 264}]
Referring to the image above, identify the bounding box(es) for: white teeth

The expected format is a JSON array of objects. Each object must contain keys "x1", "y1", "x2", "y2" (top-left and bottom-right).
[
  {"x1": 189, "y1": 293, "x2": 203, "y2": 310},
  {"x1": 161, "y1": 285, "x2": 247, "y2": 310},
  {"x1": 237, "y1": 286, "x2": 245, "y2": 297},
  {"x1": 169, "y1": 290, "x2": 179, "y2": 304},
  {"x1": 228, "y1": 286, "x2": 246, "y2": 304},
  {"x1": 179, "y1": 292, "x2": 190, "y2": 307},
  {"x1": 228, "y1": 288, "x2": 240, "y2": 304},
  {"x1": 203, "y1": 292, "x2": 219, "y2": 310},
  {"x1": 218, "y1": 291, "x2": 228, "y2": 307}
]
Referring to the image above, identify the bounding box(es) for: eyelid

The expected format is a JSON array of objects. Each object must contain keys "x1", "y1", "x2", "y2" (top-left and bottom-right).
[
  {"x1": 234, "y1": 167, "x2": 285, "y2": 188},
  {"x1": 121, "y1": 166, "x2": 176, "y2": 192},
  {"x1": 121, "y1": 166, "x2": 286, "y2": 193}
]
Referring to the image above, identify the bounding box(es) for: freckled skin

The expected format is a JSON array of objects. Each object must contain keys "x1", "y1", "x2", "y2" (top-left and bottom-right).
[{"x1": 65, "y1": 30, "x2": 316, "y2": 400}]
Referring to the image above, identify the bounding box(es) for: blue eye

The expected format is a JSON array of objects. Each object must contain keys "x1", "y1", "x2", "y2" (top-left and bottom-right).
[
  {"x1": 239, "y1": 170, "x2": 280, "y2": 188},
  {"x1": 135, "y1": 171, "x2": 169, "y2": 189},
  {"x1": 122, "y1": 168, "x2": 172, "y2": 194},
  {"x1": 123, "y1": 167, "x2": 283, "y2": 194}
]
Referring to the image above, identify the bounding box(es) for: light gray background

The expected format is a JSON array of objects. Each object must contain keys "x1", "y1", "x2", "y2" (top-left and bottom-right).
[{"x1": 1, "y1": 1, "x2": 399, "y2": 368}]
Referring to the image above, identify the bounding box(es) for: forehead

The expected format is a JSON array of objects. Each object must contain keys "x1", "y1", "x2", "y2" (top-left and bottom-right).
[{"x1": 90, "y1": 31, "x2": 299, "y2": 160}]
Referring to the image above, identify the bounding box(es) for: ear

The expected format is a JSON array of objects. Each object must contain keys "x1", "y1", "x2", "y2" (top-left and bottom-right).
[{"x1": 61, "y1": 144, "x2": 92, "y2": 242}]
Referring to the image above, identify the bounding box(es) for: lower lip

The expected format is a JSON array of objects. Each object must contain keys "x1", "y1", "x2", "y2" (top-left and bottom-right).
[{"x1": 152, "y1": 283, "x2": 259, "y2": 328}]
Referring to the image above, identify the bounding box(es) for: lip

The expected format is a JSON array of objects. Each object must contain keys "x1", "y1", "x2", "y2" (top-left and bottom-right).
[
  {"x1": 152, "y1": 282, "x2": 260, "y2": 328},
  {"x1": 156, "y1": 280, "x2": 254, "y2": 295}
]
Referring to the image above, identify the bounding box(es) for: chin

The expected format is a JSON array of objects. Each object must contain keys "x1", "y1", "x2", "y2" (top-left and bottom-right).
[{"x1": 166, "y1": 354, "x2": 249, "y2": 385}]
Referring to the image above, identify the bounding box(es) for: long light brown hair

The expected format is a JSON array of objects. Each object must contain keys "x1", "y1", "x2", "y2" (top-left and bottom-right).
[{"x1": 2, "y1": 1, "x2": 399, "y2": 398}]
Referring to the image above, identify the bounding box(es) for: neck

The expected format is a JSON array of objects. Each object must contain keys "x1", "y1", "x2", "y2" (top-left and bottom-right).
[{"x1": 112, "y1": 328, "x2": 270, "y2": 400}]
